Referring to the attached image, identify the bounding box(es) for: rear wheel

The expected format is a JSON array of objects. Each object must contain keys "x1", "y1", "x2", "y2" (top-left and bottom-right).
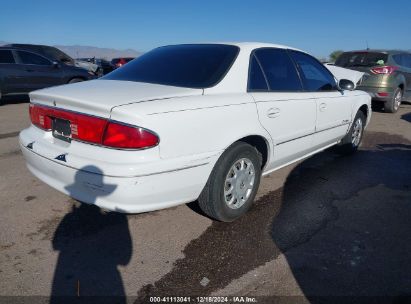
[
  {"x1": 336, "y1": 111, "x2": 365, "y2": 155},
  {"x1": 385, "y1": 88, "x2": 402, "y2": 113},
  {"x1": 68, "y1": 78, "x2": 84, "y2": 84},
  {"x1": 198, "y1": 142, "x2": 262, "y2": 222}
]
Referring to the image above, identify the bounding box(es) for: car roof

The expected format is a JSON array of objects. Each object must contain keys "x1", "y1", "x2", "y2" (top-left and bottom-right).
[
  {"x1": 0, "y1": 46, "x2": 26, "y2": 50},
  {"x1": 158, "y1": 42, "x2": 304, "y2": 52},
  {"x1": 342, "y1": 49, "x2": 411, "y2": 55},
  {"x1": 0, "y1": 46, "x2": 46, "y2": 54}
]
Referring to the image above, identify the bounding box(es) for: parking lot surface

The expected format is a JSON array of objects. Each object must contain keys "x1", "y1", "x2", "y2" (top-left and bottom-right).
[{"x1": 1, "y1": 99, "x2": 411, "y2": 302}]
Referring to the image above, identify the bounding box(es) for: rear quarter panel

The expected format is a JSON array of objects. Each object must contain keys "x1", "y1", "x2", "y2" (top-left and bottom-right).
[{"x1": 110, "y1": 94, "x2": 272, "y2": 160}]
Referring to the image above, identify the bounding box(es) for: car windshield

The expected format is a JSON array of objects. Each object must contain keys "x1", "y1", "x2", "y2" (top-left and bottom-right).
[
  {"x1": 335, "y1": 52, "x2": 389, "y2": 67},
  {"x1": 102, "y1": 44, "x2": 240, "y2": 88}
]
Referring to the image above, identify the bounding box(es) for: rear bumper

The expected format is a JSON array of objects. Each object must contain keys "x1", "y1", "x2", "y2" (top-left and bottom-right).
[
  {"x1": 19, "y1": 127, "x2": 219, "y2": 213},
  {"x1": 356, "y1": 85, "x2": 395, "y2": 102}
]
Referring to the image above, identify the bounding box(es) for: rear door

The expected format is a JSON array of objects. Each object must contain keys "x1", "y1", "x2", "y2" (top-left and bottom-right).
[
  {"x1": 15, "y1": 50, "x2": 64, "y2": 91},
  {"x1": 0, "y1": 49, "x2": 27, "y2": 95},
  {"x1": 290, "y1": 50, "x2": 352, "y2": 149},
  {"x1": 250, "y1": 48, "x2": 317, "y2": 170}
]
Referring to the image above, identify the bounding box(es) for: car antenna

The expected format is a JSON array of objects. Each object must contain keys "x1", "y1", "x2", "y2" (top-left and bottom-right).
[{"x1": 366, "y1": 40, "x2": 370, "y2": 51}]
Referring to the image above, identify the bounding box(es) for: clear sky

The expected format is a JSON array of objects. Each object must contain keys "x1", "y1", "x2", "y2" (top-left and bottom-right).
[{"x1": 1, "y1": 0, "x2": 410, "y2": 58}]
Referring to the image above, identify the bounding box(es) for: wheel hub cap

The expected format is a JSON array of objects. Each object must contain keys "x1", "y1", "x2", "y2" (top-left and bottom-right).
[
  {"x1": 394, "y1": 90, "x2": 402, "y2": 110},
  {"x1": 224, "y1": 158, "x2": 255, "y2": 209},
  {"x1": 351, "y1": 118, "x2": 363, "y2": 147}
]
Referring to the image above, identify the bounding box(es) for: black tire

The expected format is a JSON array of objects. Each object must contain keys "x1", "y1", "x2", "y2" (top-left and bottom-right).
[
  {"x1": 384, "y1": 87, "x2": 402, "y2": 113},
  {"x1": 68, "y1": 78, "x2": 84, "y2": 84},
  {"x1": 336, "y1": 111, "x2": 366, "y2": 155},
  {"x1": 198, "y1": 142, "x2": 262, "y2": 222}
]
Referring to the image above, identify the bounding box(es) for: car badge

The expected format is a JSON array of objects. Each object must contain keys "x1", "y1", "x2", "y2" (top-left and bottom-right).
[
  {"x1": 26, "y1": 142, "x2": 34, "y2": 149},
  {"x1": 55, "y1": 153, "x2": 67, "y2": 162}
]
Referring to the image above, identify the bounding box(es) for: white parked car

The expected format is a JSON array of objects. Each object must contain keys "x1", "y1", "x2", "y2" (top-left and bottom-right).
[{"x1": 19, "y1": 43, "x2": 371, "y2": 221}]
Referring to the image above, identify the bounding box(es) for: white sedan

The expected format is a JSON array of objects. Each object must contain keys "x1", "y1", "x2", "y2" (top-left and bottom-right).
[{"x1": 19, "y1": 42, "x2": 371, "y2": 221}]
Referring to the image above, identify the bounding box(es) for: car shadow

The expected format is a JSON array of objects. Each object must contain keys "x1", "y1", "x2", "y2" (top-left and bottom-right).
[
  {"x1": 136, "y1": 131, "x2": 411, "y2": 302},
  {"x1": 401, "y1": 112, "x2": 411, "y2": 123},
  {"x1": 50, "y1": 165, "x2": 131, "y2": 304},
  {"x1": 270, "y1": 140, "x2": 411, "y2": 302}
]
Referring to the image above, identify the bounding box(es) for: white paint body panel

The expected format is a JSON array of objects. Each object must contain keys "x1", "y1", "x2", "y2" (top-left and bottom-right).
[{"x1": 20, "y1": 42, "x2": 371, "y2": 213}]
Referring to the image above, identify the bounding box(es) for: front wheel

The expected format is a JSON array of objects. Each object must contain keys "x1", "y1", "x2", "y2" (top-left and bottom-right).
[
  {"x1": 198, "y1": 142, "x2": 262, "y2": 222},
  {"x1": 336, "y1": 111, "x2": 365, "y2": 155}
]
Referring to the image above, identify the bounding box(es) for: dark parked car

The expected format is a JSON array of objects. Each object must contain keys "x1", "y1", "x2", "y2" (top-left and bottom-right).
[
  {"x1": 335, "y1": 50, "x2": 411, "y2": 113},
  {"x1": 77, "y1": 58, "x2": 115, "y2": 75},
  {"x1": 5, "y1": 43, "x2": 75, "y2": 65},
  {"x1": 6, "y1": 44, "x2": 102, "y2": 76},
  {"x1": 0, "y1": 47, "x2": 95, "y2": 103},
  {"x1": 111, "y1": 57, "x2": 134, "y2": 69}
]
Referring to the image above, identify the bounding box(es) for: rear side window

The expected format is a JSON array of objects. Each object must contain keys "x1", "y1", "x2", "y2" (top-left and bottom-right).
[
  {"x1": 404, "y1": 55, "x2": 411, "y2": 68},
  {"x1": 335, "y1": 52, "x2": 388, "y2": 67},
  {"x1": 253, "y1": 48, "x2": 302, "y2": 91},
  {"x1": 17, "y1": 51, "x2": 51, "y2": 65},
  {"x1": 0, "y1": 50, "x2": 15, "y2": 64},
  {"x1": 290, "y1": 51, "x2": 337, "y2": 92},
  {"x1": 248, "y1": 55, "x2": 268, "y2": 91},
  {"x1": 394, "y1": 54, "x2": 411, "y2": 68},
  {"x1": 103, "y1": 44, "x2": 239, "y2": 88}
]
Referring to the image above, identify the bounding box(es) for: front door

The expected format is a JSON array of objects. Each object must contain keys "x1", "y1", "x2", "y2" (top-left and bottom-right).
[
  {"x1": 249, "y1": 48, "x2": 317, "y2": 171},
  {"x1": 289, "y1": 50, "x2": 352, "y2": 149},
  {"x1": 15, "y1": 50, "x2": 63, "y2": 91}
]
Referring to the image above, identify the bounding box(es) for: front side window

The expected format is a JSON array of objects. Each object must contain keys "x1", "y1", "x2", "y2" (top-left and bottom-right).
[
  {"x1": 103, "y1": 44, "x2": 239, "y2": 89},
  {"x1": 0, "y1": 50, "x2": 15, "y2": 64},
  {"x1": 290, "y1": 51, "x2": 337, "y2": 91},
  {"x1": 17, "y1": 51, "x2": 51, "y2": 65},
  {"x1": 253, "y1": 48, "x2": 302, "y2": 91}
]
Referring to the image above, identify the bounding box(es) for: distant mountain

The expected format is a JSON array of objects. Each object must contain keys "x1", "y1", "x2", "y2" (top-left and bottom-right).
[
  {"x1": 0, "y1": 41, "x2": 141, "y2": 60},
  {"x1": 55, "y1": 45, "x2": 141, "y2": 60}
]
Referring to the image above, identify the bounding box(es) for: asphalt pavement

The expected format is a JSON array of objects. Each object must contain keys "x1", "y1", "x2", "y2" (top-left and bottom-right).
[{"x1": 0, "y1": 98, "x2": 410, "y2": 303}]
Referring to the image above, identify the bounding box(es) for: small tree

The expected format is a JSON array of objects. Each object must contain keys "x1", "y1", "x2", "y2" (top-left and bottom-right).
[{"x1": 329, "y1": 50, "x2": 344, "y2": 63}]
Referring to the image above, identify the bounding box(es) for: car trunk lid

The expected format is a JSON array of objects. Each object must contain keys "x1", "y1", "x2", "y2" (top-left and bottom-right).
[{"x1": 29, "y1": 79, "x2": 203, "y2": 118}]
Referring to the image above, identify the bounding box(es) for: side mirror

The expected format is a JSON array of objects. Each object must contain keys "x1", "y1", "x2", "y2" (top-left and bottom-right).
[
  {"x1": 338, "y1": 79, "x2": 355, "y2": 91},
  {"x1": 52, "y1": 61, "x2": 60, "y2": 68}
]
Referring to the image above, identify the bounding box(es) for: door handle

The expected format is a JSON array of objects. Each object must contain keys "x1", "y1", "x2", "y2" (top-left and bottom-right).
[
  {"x1": 267, "y1": 108, "x2": 281, "y2": 118},
  {"x1": 319, "y1": 103, "x2": 327, "y2": 112}
]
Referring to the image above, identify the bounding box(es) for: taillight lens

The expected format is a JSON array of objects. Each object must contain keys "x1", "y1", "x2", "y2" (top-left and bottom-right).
[
  {"x1": 370, "y1": 66, "x2": 398, "y2": 75},
  {"x1": 103, "y1": 122, "x2": 159, "y2": 149},
  {"x1": 29, "y1": 103, "x2": 52, "y2": 130},
  {"x1": 29, "y1": 103, "x2": 159, "y2": 149}
]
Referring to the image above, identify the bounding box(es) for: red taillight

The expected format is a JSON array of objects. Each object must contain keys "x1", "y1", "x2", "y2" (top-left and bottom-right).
[
  {"x1": 29, "y1": 104, "x2": 159, "y2": 149},
  {"x1": 370, "y1": 66, "x2": 398, "y2": 75},
  {"x1": 102, "y1": 122, "x2": 159, "y2": 149},
  {"x1": 377, "y1": 92, "x2": 389, "y2": 97},
  {"x1": 29, "y1": 103, "x2": 52, "y2": 130}
]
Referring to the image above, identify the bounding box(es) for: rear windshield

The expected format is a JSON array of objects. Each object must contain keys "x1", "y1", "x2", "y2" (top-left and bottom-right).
[
  {"x1": 103, "y1": 44, "x2": 240, "y2": 88},
  {"x1": 335, "y1": 52, "x2": 388, "y2": 67}
]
